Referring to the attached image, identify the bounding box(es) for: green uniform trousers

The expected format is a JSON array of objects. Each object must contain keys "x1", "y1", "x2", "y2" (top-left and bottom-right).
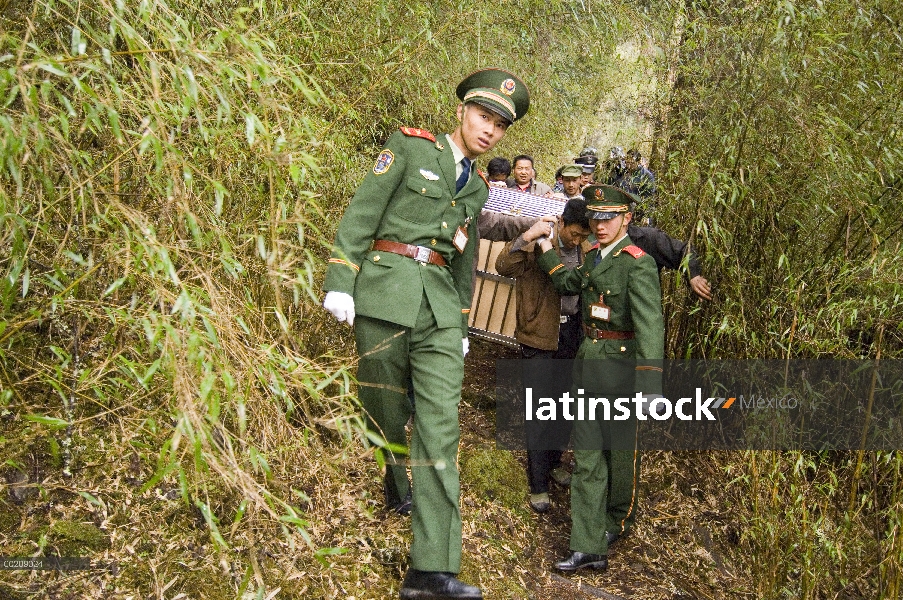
[
  {"x1": 569, "y1": 358, "x2": 641, "y2": 555},
  {"x1": 606, "y1": 445, "x2": 641, "y2": 537},
  {"x1": 354, "y1": 296, "x2": 464, "y2": 573},
  {"x1": 570, "y1": 416, "x2": 640, "y2": 555}
]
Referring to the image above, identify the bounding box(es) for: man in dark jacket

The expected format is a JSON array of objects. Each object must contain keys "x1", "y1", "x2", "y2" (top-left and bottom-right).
[{"x1": 627, "y1": 223, "x2": 712, "y2": 300}]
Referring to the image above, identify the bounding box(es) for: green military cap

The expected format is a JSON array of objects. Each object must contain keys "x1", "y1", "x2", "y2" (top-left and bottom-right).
[
  {"x1": 583, "y1": 185, "x2": 637, "y2": 220},
  {"x1": 456, "y1": 68, "x2": 530, "y2": 124},
  {"x1": 560, "y1": 164, "x2": 583, "y2": 178}
]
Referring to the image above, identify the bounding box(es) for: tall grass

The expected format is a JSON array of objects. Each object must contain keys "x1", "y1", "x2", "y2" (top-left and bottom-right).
[
  {"x1": 1, "y1": 0, "x2": 360, "y2": 578},
  {"x1": 651, "y1": 2, "x2": 903, "y2": 597}
]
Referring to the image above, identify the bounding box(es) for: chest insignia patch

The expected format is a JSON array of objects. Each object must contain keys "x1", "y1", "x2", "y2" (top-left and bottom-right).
[
  {"x1": 420, "y1": 169, "x2": 440, "y2": 181},
  {"x1": 373, "y1": 150, "x2": 395, "y2": 175}
]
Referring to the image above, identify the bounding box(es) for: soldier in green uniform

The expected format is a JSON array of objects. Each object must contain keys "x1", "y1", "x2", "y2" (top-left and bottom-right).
[
  {"x1": 536, "y1": 185, "x2": 664, "y2": 573},
  {"x1": 322, "y1": 68, "x2": 530, "y2": 600}
]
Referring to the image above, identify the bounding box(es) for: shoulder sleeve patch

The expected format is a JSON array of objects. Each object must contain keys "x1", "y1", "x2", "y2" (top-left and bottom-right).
[
  {"x1": 623, "y1": 244, "x2": 646, "y2": 259},
  {"x1": 373, "y1": 149, "x2": 395, "y2": 175},
  {"x1": 399, "y1": 127, "x2": 436, "y2": 142},
  {"x1": 477, "y1": 169, "x2": 490, "y2": 188}
]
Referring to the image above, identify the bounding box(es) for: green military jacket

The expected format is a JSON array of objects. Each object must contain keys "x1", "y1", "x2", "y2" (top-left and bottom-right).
[
  {"x1": 324, "y1": 128, "x2": 490, "y2": 333},
  {"x1": 536, "y1": 235, "x2": 664, "y2": 392}
]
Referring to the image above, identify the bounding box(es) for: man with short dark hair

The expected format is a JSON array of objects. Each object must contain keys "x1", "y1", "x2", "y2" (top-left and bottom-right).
[
  {"x1": 509, "y1": 154, "x2": 552, "y2": 196},
  {"x1": 496, "y1": 197, "x2": 592, "y2": 512},
  {"x1": 487, "y1": 156, "x2": 512, "y2": 187},
  {"x1": 323, "y1": 68, "x2": 530, "y2": 600}
]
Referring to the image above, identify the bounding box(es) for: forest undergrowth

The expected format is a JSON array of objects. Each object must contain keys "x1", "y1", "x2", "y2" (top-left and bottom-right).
[{"x1": 1, "y1": 0, "x2": 902, "y2": 598}]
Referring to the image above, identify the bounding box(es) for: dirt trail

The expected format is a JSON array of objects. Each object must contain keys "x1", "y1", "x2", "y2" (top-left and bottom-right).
[{"x1": 460, "y1": 339, "x2": 739, "y2": 600}]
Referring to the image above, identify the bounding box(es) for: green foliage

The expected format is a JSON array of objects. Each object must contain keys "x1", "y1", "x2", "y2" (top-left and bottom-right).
[
  {"x1": 2, "y1": 0, "x2": 902, "y2": 597},
  {"x1": 654, "y1": 0, "x2": 903, "y2": 360},
  {"x1": 1, "y1": 0, "x2": 354, "y2": 573}
]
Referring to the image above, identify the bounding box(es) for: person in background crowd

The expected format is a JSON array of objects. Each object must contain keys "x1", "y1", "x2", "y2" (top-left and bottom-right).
[
  {"x1": 574, "y1": 150, "x2": 598, "y2": 188},
  {"x1": 576, "y1": 146, "x2": 598, "y2": 163},
  {"x1": 599, "y1": 146, "x2": 626, "y2": 186},
  {"x1": 560, "y1": 164, "x2": 584, "y2": 199},
  {"x1": 509, "y1": 154, "x2": 553, "y2": 196},
  {"x1": 579, "y1": 162, "x2": 596, "y2": 188},
  {"x1": 619, "y1": 149, "x2": 657, "y2": 225},
  {"x1": 552, "y1": 166, "x2": 565, "y2": 194},
  {"x1": 487, "y1": 156, "x2": 512, "y2": 187}
]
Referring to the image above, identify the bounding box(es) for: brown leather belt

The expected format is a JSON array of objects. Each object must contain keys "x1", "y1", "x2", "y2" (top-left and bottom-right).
[
  {"x1": 583, "y1": 324, "x2": 635, "y2": 340},
  {"x1": 371, "y1": 240, "x2": 447, "y2": 267}
]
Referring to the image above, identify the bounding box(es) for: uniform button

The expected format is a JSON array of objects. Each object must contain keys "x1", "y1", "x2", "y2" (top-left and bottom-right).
[
  {"x1": 620, "y1": 346, "x2": 626, "y2": 352},
  {"x1": 373, "y1": 255, "x2": 380, "y2": 262},
  {"x1": 442, "y1": 222, "x2": 448, "y2": 228},
  {"x1": 606, "y1": 290, "x2": 611, "y2": 294},
  {"x1": 430, "y1": 239, "x2": 437, "y2": 246},
  {"x1": 421, "y1": 188, "x2": 427, "y2": 194},
  {"x1": 593, "y1": 339, "x2": 598, "y2": 344},
  {"x1": 451, "y1": 201, "x2": 456, "y2": 206}
]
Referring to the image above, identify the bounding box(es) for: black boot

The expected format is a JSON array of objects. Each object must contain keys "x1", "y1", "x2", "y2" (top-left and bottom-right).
[
  {"x1": 399, "y1": 570, "x2": 482, "y2": 599},
  {"x1": 384, "y1": 471, "x2": 412, "y2": 515},
  {"x1": 554, "y1": 551, "x2": 608, "y2": 572}
]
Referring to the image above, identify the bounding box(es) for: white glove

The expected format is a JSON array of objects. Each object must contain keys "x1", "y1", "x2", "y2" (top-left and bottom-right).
[
  {"x1": 323, "y1": 291, "x2": 355, "y2": 326},
  {"x1": 462, "y1": 338, "x2": 470, "y2": 356}
]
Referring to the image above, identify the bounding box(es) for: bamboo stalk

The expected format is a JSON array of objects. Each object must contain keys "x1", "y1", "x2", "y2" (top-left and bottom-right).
[{"x1": 847, "y1": 324, "x2": 883, "y2": 514}]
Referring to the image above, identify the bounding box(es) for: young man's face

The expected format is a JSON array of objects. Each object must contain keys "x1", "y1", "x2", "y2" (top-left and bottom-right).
[
  {"x1": 452, "y1": 104, "x2": 510, "y2": 159},
  {"x1": 558, "y1": 220, "x2": 592, "y2": 250},
  {"x1": 580, "y1": 172, "x2": 593, "y2": 187},
  {"x1": 562, "y1": 175, "x2": 582, "y2": 197},
  {"x1": 513, "y1": 159, "x2": 534, "y2": 186},
  {"x1": 591, "y1": 212, "x2": 631, "y2": 246}
]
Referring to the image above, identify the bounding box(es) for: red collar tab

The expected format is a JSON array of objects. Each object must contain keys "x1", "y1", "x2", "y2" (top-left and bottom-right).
[
  {"x1": 622, "y1": 244, "x2": 646, "y2": 259},
  {"x1": 477, "y1": 169, "x2": 490, "y2": 188},
  {"x1": 590, "y1": 241, "x2": 600, "y2": 250},
  {"x1": 399, "y1": 127, "x2": 436, "y2": 142}
]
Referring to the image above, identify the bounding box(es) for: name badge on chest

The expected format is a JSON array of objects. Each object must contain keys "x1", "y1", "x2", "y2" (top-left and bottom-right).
[
  {"x1": 590, "y1": 294, "x2": 611, "y2": 322},
  {"x1": 453, "y1": 226, "x2": 469, "y2": 253}
]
